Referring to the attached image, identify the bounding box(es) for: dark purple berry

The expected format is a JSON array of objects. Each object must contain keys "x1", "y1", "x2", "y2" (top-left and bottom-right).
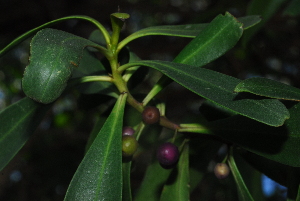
[
  {"x1": 142, "y1": 106, "x2": 160, "y2": 124},
  {"x1": 122, "y1": 126, "x2": 135, "y2": 136},
  {"x1": 157, "y1": 142, "x2": 179, "y2": 169},
  {"x1": 122, "y1": 136, "x2": 138, "y2": 157},
  {"x1": 214, "y1": 163, "x2": 230, "y2": 179}
]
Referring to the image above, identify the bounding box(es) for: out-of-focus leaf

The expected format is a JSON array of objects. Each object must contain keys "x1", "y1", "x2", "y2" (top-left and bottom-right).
[
  {"x1": 173, "y1": 12, "x2": 243, "y2": 67},
  {"x1": 122, "y1": 162, "x2": 133, "y2": 201},
  {"x1": 22, "y1": 28, "x2": 105, "y2": 104},
  {"x1": 125, "y1": 60, "x2": 289, "y2": 126},
  {"x1": 64, "y1": 93, "x2": 127, "y2": 201},
  {"x1": 228, "y1": 151, "x2": 254, "y2": 201},
  {"x1": 160, "y1": 143, "x2": 189, "y2": 201},
  {"x1": 234, "y1": 77, "x2": 300, "y2": 101},
  {"x1": 283, "y1": 0, "x2": 300, "y2": 16},
  {"x1": 237, "y1": 16, "x2": 261, "y2": 30},
  {"x1": 209, "y1": 102, "x2": 300, "y2": 167},
  {"x1": 134, "y1": 161, "x2": 172, "y2": 201},
  {"x1": 242, "y1": 0, "x2": 288, "y2": 46},
  {"x1": 0, "y1": 97, "x2": 50, "y2": 171}
]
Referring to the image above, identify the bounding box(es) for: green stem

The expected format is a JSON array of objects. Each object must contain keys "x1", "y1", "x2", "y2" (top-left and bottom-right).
[{"x1": 178, "y1": 123, "x2": 212, "y2": 134}]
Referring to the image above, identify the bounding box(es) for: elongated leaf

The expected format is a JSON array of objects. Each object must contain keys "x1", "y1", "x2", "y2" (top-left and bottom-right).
[
  {"x1": 159, "y1": 143, "x2": 189, "y2": 201},
  {"x1": 228, "y1": 152, "x2": 254, "y2": 201},
  {"x1": 134, "y1": 161, "x2": 172, "y2": 201},
  {"x1": 0, "y1": 97, "x2": 50, "y2": 171},
  {"x1": 283, "y1": 0, "x2": 300, "y2": 16},
  {"x1": 234, "y1": 77, "x2": 300, "y2": 101},
  {"x1": 0, "y1": 16, "x2": 110, "y2": 57},
  {"x1": 126, "y1": 60, "x2": 289, "y2": 126},
  {"x1": 22, "y1": 28, "x2": 105, "y2": 104},
  {"x1": 64, "y1": 93, "x2": 127, "y2": 201},
  {"x1": 122, "y1": 162, "x2": 133, "y2": 201},
  {"x1": 118, "y1": 15, "x2": 260, "y2": 51},
  {"x1": 209, "y1": 101, "x2": 300, "y2": 167},
  {"x1": 173, "y1": 12, "x2": 243, "y2": 67}
]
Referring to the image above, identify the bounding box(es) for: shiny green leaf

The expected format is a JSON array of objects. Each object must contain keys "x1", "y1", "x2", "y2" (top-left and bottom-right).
[
  {"x1": 228, "y1": 151, "x2": 254, "y2": 201},
  {"x1": 125, "y1": 60, "x2": 289, "y2": 126},
  {"x1": 22, "y1": 28, "x2": 104, "y2": 104},
  {"x1": 234, "y1": 77, "x2": 300, "y2": 101},
  {"x1": 160, "y1": 143, "x2": 189, "y2": 201},
  {"x1": 173, "y1": 12, "x2": 243, "y2": 67},
  {"x1": 0, "y1": 97, "x2": 50, "y2": 171},
  {"x1": 64, "y1": 93, "x2": 127, "y2": 201}
]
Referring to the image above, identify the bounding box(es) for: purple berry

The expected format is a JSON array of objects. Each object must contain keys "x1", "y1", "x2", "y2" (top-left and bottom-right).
[
  {"x1": 122, "y1": 126, "x2": 135, "y2": 136},
  {"x1": 142, "y1": 106, "x2": 160, "y2": 124},
  {"x1": 157, "y1": 142, "x2": 179, "y2": 169},
  {"x1": 214, "y1": 163, "x2": 230, "y2": 179}
]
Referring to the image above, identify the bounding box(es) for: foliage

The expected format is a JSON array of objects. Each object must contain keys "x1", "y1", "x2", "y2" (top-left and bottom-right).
[{"x1": 1, "y1": 1, "x2": 300, "y2": 200}]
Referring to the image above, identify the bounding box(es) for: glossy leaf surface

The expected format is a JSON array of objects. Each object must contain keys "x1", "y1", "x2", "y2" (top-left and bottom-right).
[
  {"x1": 210, "y1": 102, "x2": 300, "y2": 167},
  {"x1": 228, "y1": 152, "x2": 254, "y2": 201},
  {"x1": 159, "y1": 143, "x2": 189, "y2": 201},
  {"x1": 173, "y1": 12, "x2": 243, "y2": 67},
  {"x1": 234, "y1": 77, "x2": 300, "y2": 101},
  {"x1": 22, "y1": 28, "x2": 104, "y2": 104},
  {"x1": 0, "y1": 97, "x2": 50, "y2": 171},
  {"x1": 64, "y1": 93, "x2": 127, "y2": 201},
  {"x1": 126, "y1": 60, "x2": 289, "y2": 126}
]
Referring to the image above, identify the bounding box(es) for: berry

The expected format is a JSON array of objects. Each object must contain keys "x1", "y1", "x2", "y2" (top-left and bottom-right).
[
  {"x1": 214, "y1": 163, "x2": 230, "y2": 179},
  {"x1": 142, "y1": 106, "x2": 160, "y2": 124},
  {"x1": 122, "y1": 136, "x2": 138, "y2": 157},
  {"x1": 157, "y1": 142, "x2": 179, "y2": 169},
  {"x1": 122, "y1": 126, "x2": 135, "y2": 136}
]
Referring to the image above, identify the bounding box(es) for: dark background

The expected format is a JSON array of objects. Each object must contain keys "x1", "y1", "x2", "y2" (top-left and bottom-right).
[{"x1": 0, "y1": 0, "x2": 299, "y2": 200}]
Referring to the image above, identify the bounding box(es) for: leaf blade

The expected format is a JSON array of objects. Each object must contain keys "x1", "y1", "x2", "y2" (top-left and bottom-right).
[
  {"x1": 64, "y1": 93, "x2": 127, "y2": 201},
  {"x1": 0, "y1": 97, "x2": 50, "y2": 171},
  {"x1": 234, "y1": 77, "x2": 300, "y2": 101},
  {"x1": 127, "y1": 60, "x2": 289, "y2": 126}
]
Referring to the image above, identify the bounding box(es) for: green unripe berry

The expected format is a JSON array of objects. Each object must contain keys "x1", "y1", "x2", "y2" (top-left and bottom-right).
[
  {"x1": 214, "y1": 163, "x2": 230, "y2": 179},
  {"x1": 142, "y1": 106, "x2": 160, "y2": 124},
  {"x1": 122, "y1": 136, "x2": 138, "y2": 157}
]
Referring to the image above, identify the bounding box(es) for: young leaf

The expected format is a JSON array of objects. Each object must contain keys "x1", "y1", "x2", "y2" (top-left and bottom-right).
[
  {"x1": 0, "y1": 97, "x2": 50, "y2": 171},
  {"x1": 234, "y1": 77, "x2": 300, "y2": 101},
  {"x1": 124, "y1": 60, "x2": 289, "y2": 126},
  {"x1": 173, "y1": 12, "x2": 243, "y2": 67},
  {"x1": 64, "y1": 93, "x2": 127, "y2": 201},
  {"x1": 159, "y1": 143, "x2": 190, "y2": 201},
  {"x1": 228, "y1": 151, "x2": 254, "y2": 201},
  {"x1": 22, "y1": 28, "x2": 105, "y2": 104},
  {"x1": 209, "y1": 101, "x2": 300, "y2": 167}
]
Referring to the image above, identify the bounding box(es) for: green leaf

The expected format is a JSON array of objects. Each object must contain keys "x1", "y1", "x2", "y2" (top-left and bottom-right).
[
  {"x1": 0, "y1": 15, "x2": 110, "y2": 57},
  {"x1": 118, "y1": 14, "x2": 259, "y2": 51},
  {"x1": 209, "y1": 101, "x2": 300, "y2": 167},
  {"x1": 234, "y1": 77, "x2": 300, "y2": 101},
  {"x1": 159, "y1": 143, "x2": 189, "y2": 201},
  {"x1": 228, "y1": 150, "x2": 254, "y2": 201},
  {"x1": 22, "y1": 28, "x2": 104, "y2": 104},
  {"x1": 122, "y1": 162, "x2": 133, "y2": 201},
  {"x1": 283, "y1": 0, "x2": 300, "y2": 16},
  {"x1": 125, "y1": 60, "x2": 289, "y2": 126},
  {"x1": 134, "y1": 161, "x2": 172, "y2": 201},
  {"x1": 173, "y1": 12, "x2": 243, "y2": 67},
  {"x1": 242, "y1": 0, "x2": 288, "y2": 46},
  {"x1": 64, "y1": 93, "x2": 127, "y2": 201},
  {"x1": 0, "y1": 97, "x2": 50, "y2": 171}
]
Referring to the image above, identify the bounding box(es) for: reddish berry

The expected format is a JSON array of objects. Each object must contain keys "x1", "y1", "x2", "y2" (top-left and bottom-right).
[
  {"x1": 214, "y1": 163, "x2": 230, "y2": 179},
  {"x1": 157, "y1": 142, "x2": 179, "y2": 169},
  {"x1": 122, "y1": 126, "x2": 135, "y2": 136},
  {"x1": 122, "y1": 136, "x2": 138, "y2": 157},
  {"x1": 142, "y1": 106, "x2": 160, "y2": 124}
]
